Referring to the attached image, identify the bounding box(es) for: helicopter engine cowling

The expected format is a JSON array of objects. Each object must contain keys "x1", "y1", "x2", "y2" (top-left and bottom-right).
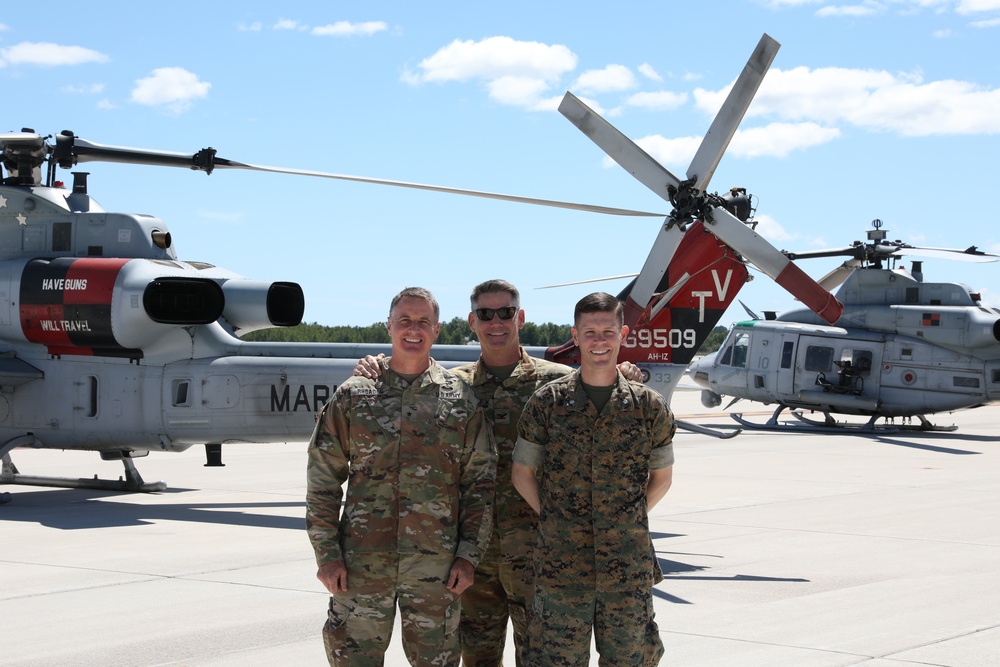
[
  {"x1": 863, "y1": 305, "x2": 1000, "y2": 351},
  {"x1": 9, "y1": 257, "x2": 225, "y2": 357},
  {"x1": 219, "y1": 280, "x2": 305, "y2": 335}
]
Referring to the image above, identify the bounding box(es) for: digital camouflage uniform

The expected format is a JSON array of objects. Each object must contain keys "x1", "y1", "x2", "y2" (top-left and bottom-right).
[
  {"x1": 451, "y1": 348, "x2": 571, "y2": 667},
  {"x1": 514, "y1": 370, "x2": 675, "y2": 667},
  {"x1": 306, "y1": 357, "x2": 497, "y2": 667}
]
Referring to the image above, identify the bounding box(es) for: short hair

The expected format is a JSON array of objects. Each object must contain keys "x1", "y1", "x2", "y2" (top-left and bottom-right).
[
  {"x1": 389, "y1": 286, "x2": 440, "y2": 322},
  {"x1": 574, "y1": 291, "x2": 624, "y2": 327},
  {"x1": 470, "y1": 279, "x2": 520, "y2": 310}
]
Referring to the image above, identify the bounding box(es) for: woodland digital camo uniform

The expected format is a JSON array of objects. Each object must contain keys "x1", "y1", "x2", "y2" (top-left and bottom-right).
[
  {"x1": 306, "y1": 357, "x2": 497, "y2": 667},
  {"x1": 451, "y1": 347, "x2": 571, "y2": 667},
  {"x1": 514, "y1": 370, "x2": 675, "y2": 666}
]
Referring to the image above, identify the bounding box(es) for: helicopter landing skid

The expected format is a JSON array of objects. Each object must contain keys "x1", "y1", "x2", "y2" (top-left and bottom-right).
[
  {"x1": 791, "y1": 410, "x2": 958, "y2": 433},
  {"x1": 1, "y1": 452, "x2": 167, "y2": 498},
  {"x1": 727, "y1": 410, "x2": 895, "y2": 434},
  {"x1": 729, "y1": 403, "x2": 958, "y2": 434},
  {"x1": 677, "y1": 418, "x2": 742, "y2": 439}
]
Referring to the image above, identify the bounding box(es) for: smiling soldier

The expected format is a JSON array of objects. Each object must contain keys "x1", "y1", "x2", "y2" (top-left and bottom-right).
[
  {"x1": 512, "y1": 291, "x2": 675, "y2": 666},
  {"x1": 306, "y1": 286, "x2": 496, "y2": 667}
]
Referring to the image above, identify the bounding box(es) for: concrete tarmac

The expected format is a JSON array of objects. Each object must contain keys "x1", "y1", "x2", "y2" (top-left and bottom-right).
[{"x1": 2, "y1": 388, "x2": 999, "y2": 666}]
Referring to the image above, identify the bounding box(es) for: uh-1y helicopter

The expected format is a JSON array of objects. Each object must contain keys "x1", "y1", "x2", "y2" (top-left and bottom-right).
[
  {"x1": 0, "y1": 33, "x2": 845, "y2": 502},
  {"x1": 688, "y1": 219, "x2": 1000, "y2": 432}
]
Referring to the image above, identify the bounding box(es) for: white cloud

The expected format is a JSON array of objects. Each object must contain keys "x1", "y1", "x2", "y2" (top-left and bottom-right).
[
  {"x1": 970, "y1": 16, "x2": 1000, "y2": 25},
  {"x1": 487, "y1": 76, "x2": 551, "y2": 107},
  {"x1": 97, "y1": 99, "x2": 115, "y2": 110},
  {"x1": 63, "y1": 83, "x2": 105, "y2": 95},
  {"x1": 131, "y1": 67, "x2": 211, "y2": 113},
  {"x1": 957, "y1": 0, "x2": 1000, "y2": 13},
  {"x1": 729, "y1": 122, "x2": 841, "y2": 158},
  {"x1": 638, "y1": 63, "x2": 662, "y2": 82},
  {"x1": 696, "y1": 65, "x2": 1000, "y2": 137},
  {"x1": 626, "y1": 91, "x2": 688, "y2": 111},
  {"x1": 273, "y1": 19, "x2": 305, "y2": 31},
  {"x1": 0, "y1": 41, "x2": 108, "y2": 67},
  {"x1": 312, "y1": 21, "x2": 387, "y2": 37},
  {"x1": 617, "y1": 121, "x2": 839, "y2": 172},
  {"x1": 752, "y1": 214, "x2": 795, "y2": 243},
  {"x1": 625, "y1": 134, "x2": 702, "y2": 173},
  {"x1": 816, "y1": 2, "x2": 884, "y2": 17},
  {"x1": 573, "y1": 64, "x2": 637, "y2": 94},
  {"x1": 238, "y1": 22, "x2": 263, "y2": 32},
  {"x1": 412, "y1": 36, "x2": 577, "y2": 84},
  {"x1": 406, "y1": 36, "x2": 577, "y2": 109}
]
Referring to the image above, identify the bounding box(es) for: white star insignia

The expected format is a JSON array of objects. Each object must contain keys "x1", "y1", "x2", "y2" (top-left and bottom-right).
[
  {"x1": 0, "y1": 195, "x2": 7, "y2": 208},
  {"x1": 16, "y1": 213, "x2": 27, "y2": 226}
]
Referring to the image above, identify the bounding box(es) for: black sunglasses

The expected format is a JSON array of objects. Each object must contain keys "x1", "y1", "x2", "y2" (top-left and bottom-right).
[{"x1": 475, "y1": 307, "x2": 518, "y2": 321}]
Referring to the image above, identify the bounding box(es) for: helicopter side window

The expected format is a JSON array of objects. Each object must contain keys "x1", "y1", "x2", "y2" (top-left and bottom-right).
[
  {"x1": 53, "y1": 222, "x2": 72, "y2": 252},
  {"x1": 719, "y1": 332, "x2": 749, "y2": 368},
  {"x1": 172, "y1": 379, "x2": 192, "y2": 407},
  {"x1": 804, "y1": 345, "x2": 834, "y2": 372},
  {"x1": 780, "y1": 341, "x2": 794, "y2": 369},
  {"x1": 845, "y1": 350, "x2": 873, "y2": 378}
]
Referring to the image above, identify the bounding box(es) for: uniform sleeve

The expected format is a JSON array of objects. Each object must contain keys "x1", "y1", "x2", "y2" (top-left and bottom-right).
[
  {"x1": 305, "y1": 389, "x2": 352, "y2": 567},
  {"x1": 515, "y1": 390, "x2": 549, "y2": 466},
  {"x1": 455, "y1": 405, "x2": 497, "y2": 567},
  {"x1": 648, "y1": 393, "x2": 676, "y2": 470}
]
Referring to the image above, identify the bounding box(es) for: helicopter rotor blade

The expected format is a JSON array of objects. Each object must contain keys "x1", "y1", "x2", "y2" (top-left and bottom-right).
[
  {"x1": 687, "y1": 34, "x2": 780, "y2": 193},
  {"x1": 222, "y1": 162, "x2": 665, "y2": 218},
  {"x1": 536, "y1": 273, "x2": 639, "y2": 290},
  {"x1": 621, "y1": 223, "x2": 686, "y2": 326},
  {"x1": 63, "y1": 136, "x2": 664, "y2": 218},
  {"x1": 707, "y1": 206, "x2": 844, "y2": 324},
  {"x1": 66, "y1": 137, "x2": 220, "y2": 171},
  {"x1": 558, "y1": 92, "x2": 681, "y2": 204},
  {"x1": 782, "y1": 246, "x2": 863, "y2": 261},
  {"x1": 818, "y1": 260, "x2": 862, "y2": 291},
  {"x1": 883, "y1": 246, "x2": 1000, "y2": 263}
]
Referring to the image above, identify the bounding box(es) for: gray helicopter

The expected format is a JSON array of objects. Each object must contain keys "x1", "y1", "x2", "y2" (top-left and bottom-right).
[
  {"x1": 0, "y1": 34, "x2": 845, "y2": 502},
  {"x1": 688, "y1": 219, "x2": 1000, "y2": 432}
]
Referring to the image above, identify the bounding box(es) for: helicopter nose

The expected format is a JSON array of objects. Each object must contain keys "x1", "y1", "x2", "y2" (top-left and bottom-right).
[{"x1": 687, "y1": 354, "x2": 715, "y2": 389}]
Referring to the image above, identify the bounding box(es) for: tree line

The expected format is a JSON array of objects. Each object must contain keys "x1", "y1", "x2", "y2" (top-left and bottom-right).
[{"x1": 243, "y1": 320, "x2": 729, "y2": 353}]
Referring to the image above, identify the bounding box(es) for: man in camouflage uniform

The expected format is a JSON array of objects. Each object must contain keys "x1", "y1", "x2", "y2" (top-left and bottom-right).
[
  {"x1": 354, "y1": 280, "x2": 641, "y2": 666},
  {"x1": 307, "y1": 287, "x2": 496, "y2": 667},
  {"x1": 451, "y1": 280, "x2": 573, "y2": 667},
  {"x1": 512, "y1": 291, "x2": 675, "y2": 666}
]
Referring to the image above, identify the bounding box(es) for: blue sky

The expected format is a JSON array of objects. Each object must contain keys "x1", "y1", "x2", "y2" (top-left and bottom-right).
[{"x1": 4, "y1": 0, "x2": 1000, "y2": 328}]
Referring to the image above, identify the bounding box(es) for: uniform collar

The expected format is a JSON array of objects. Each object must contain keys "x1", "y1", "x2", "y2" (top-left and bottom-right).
[{"x1": 470, "y1": 347, "x2": 536, "y2": 386}]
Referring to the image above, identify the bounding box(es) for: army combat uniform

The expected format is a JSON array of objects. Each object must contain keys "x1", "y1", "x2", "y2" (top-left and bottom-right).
[
  {"x1": 514, "y1": 370, "x2": 675, "y2": 667},
  {"x1": 451, "y1": 348, "x2": 571, "y2": 667},
  {"x1": 306, "y1": 357, "x2": 496, "y2": 667}
]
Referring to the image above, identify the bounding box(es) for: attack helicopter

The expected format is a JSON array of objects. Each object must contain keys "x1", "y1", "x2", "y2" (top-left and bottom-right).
[
  {"x1": 688, "y1": 219, "x2": 1000, "y2": 432},
  {"x1": 0, "y1": 33, "x2": 843, "y2": 502}
]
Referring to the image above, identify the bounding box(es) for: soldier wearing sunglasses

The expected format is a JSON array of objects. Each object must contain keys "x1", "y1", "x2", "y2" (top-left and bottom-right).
[{"x1": 354, "y1": 279, "x2": 640, "y2": 667}]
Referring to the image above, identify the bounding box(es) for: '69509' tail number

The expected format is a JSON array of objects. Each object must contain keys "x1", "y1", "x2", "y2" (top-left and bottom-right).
[{"x1": 623, "y1": 328, "x2": 697, "y2": 350}]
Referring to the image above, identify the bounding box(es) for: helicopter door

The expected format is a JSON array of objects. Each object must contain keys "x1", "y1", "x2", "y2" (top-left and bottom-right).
[{"x1": 776, "y1": 335, "x2": 797, "y2": 396}]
